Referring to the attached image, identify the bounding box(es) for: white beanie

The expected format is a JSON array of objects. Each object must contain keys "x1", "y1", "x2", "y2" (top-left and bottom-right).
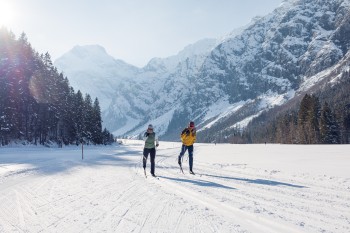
[{"x1": 148, "y1": 124, "x2": 153, "y2": 129}]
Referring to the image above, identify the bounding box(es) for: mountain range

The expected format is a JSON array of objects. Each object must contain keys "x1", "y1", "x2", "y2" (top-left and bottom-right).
[{"x1": 54, "y1": 0, "x2": 350, "y2": 142}]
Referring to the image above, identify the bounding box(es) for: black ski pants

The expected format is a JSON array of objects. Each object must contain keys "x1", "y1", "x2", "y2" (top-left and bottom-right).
[
  {"x1": 143, "y1": 147, "x2": 156, "y2": 175},
  {"x1": 178, "y1": 144, "x2": 194, "y2": 171}
]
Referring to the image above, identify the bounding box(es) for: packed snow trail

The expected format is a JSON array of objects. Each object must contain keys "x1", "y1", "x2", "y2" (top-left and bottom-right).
[{"x1": 0, "y1": 142, "x2": 349, "y2": 233}]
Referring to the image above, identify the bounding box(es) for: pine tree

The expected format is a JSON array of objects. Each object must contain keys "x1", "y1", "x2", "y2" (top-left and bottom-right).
[
  {"x1": 65, "y1": 87, "x2": 78, "y2": 144},
  {"x1": 91, "y1": 98, "x2": 103, "y2": 144},
  {"x1": 83, "y1": 94, "x2": 93, "y2": 144},
  {"x1": 320, "y1": 102, "x2": 340, "y2": 144},
  {"x1": 341, "y1": 111, "x2": 350, "y2": 143},
  {"x1": 298, "y1": 94, "x2": 311, "y2": 143},
  {"x1": 73, "y1": 91, "x2": 84, "y2": 144},
  {"x1": 307, "y1": 95, "x2": 321, "y2": 143},
  {"x1": 297, "y1": 94, "x2": 320, "y2": 144}
]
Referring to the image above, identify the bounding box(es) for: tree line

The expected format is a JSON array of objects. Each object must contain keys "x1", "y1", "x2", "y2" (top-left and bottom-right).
[
  {"x1": 238, "y1": 70, "x2": 350, "y2": 144},
  {"x1": 0, "y1": 28, "x2": 114, "y2": 146}
]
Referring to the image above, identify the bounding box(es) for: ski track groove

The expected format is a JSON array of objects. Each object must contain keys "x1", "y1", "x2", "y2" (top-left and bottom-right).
[
  {"x1": 15, "y1": 190, "x2": 26, "y2": 231},
  {"x1": 80, "y1": 179, "x2": 144, "y2": 232},
  {"x1": 16, "y1": 187, "x2": 42, "y2": 229},
  {"x1": 152, "y1": 203, "x2": 166, "y2": 233},
  {"x1": 0, "y1": 194, "x2": 24, "y2": 232},
  {"x1": 173, "y1": 209, "x2": 186, "y2": 233}
]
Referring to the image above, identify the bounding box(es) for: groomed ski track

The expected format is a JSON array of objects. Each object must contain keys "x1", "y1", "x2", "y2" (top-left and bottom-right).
[{"x1": 0, "y1": 141, "x2": 349, "y2": 233}]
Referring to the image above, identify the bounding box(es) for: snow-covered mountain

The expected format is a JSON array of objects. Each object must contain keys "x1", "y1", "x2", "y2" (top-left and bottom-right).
[
  {"x1": 195, "y1": 0, "x2": 350, "y2": 141},
  {"x1": 55, "y1": 38, "x2": 218, "y2": 137},
  {"x1": 55, "y1": 0, "x2": 350, "y2": 141},
  {"x1": 55, "y1": 45, "x2": 139, "y2": 110}
]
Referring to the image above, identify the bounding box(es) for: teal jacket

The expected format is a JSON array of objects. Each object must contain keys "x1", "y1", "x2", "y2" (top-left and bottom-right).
[{"x1": 143, "y1": 132, "x2": 159, "y2": 149}]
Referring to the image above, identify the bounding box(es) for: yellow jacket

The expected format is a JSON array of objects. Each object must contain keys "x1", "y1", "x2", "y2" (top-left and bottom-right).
[{"x1": 180, "y1": 127, "x2": 196, "y2": 146}]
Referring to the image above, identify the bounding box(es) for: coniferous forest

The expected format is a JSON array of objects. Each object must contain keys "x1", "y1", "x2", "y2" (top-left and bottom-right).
[
  {"x1": 0, "y1": 28, "x2": 114, "y2": 146},
  {"x1": 234, "y1": 70, "x2": 350, "y2": 144}
]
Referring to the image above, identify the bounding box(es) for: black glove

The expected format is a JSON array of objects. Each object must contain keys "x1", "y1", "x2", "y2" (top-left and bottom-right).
[{"x1": 156, "y1": 144, "x2": 159, "y2": 147}]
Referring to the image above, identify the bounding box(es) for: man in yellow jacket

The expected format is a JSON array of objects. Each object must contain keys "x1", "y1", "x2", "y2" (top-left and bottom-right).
[{"x1": 178, "y1": 121, "x2": 196, "y2": 174}]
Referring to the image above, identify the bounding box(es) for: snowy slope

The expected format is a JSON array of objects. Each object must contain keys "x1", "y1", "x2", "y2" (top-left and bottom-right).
[{"x1": 0, "y1": 142, "x2": 349, "y2": 232}]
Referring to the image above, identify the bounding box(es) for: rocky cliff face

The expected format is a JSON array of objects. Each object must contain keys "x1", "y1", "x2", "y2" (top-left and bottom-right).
[{"x1": 197, "y1": 0, "x2": 349, "y2": 103}]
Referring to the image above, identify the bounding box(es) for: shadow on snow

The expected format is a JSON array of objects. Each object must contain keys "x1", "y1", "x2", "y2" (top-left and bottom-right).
[
  {"x1": 158, "y1": 175, "x2": 236, "y2": 190},
  {"x1": 203, "y1": 174, "x2": 307, "y2": 188}
]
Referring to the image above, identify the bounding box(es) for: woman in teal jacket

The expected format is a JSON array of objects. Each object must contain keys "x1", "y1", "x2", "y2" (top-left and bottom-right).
[{"x1": 143, "y1": 124, "x2": 159, "y2": 177}]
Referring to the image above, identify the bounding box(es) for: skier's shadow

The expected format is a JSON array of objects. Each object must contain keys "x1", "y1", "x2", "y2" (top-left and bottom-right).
[
  {"x1": 203, "y1": 174, "x2": 307, "y2": 188},
  {"x1": 158, "y1": 175, "x2": 236, "y2": 190}
]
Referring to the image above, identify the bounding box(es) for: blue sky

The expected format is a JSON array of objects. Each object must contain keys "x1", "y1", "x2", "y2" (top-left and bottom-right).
[{"x1": 2, "y1": 0, "x2": 283, "y2": 67}]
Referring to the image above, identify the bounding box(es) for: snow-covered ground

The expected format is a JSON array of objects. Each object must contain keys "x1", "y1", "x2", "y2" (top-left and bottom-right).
[{"x1": 0, "y1": 141, "x2": 349, "y2": 233}]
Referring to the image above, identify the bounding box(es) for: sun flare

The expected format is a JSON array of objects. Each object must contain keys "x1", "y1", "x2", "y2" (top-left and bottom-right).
[{"x1": 0, "y1": 2, "x2": 15, "y2": 26}]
